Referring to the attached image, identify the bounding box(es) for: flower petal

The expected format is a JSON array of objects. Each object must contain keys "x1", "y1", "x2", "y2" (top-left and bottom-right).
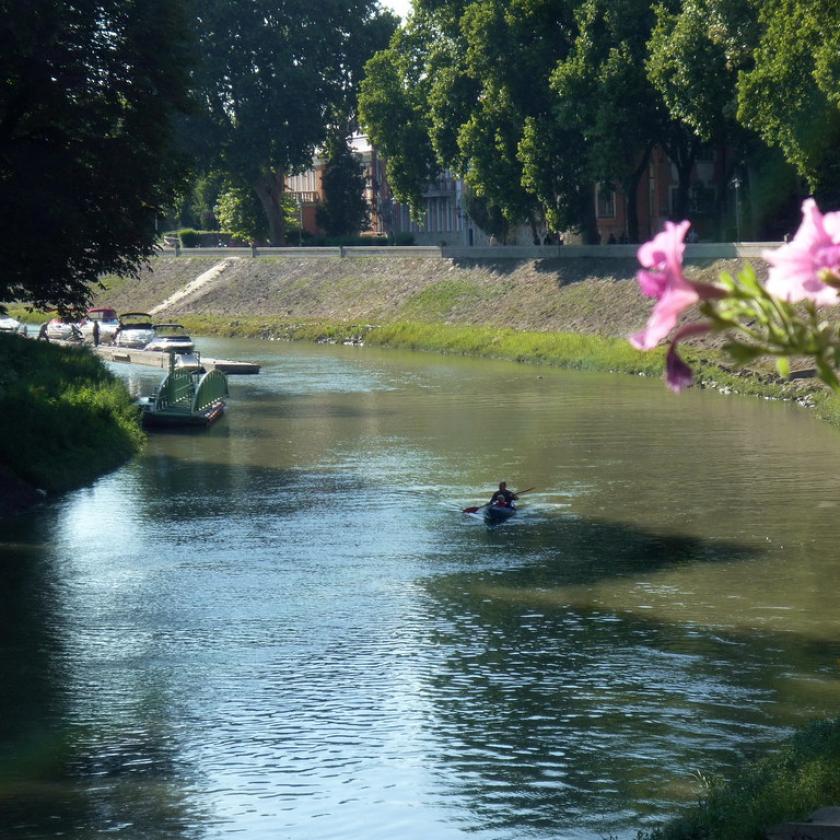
[
  {"x1": 665, "y1": 343, "x2": 694, "y2": 392},
  {"x1": 629, "y1": 283, "x2": 699, "y2": 350}
]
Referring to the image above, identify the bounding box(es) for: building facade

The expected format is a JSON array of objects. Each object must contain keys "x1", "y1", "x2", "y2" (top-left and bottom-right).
[{"x1": 288, "y1": 135, "x2": 733, "y2": 246}]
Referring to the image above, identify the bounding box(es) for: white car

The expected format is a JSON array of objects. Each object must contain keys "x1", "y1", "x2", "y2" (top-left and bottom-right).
[
  {"x1": 78, "y1": 307, "x2": 120, "y2": 345},
  {"x1": 114, "y1": 313, "x2": 155, "y2": 349}
]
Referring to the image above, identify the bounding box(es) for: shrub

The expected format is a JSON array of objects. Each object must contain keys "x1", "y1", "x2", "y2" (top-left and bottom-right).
[
  {"x1": 639, "y1": 717, "x2": 840, "y2": 840},
  {"x1": 178, "y1": 228, "x2": 201, "y2": 247},
  {"x1": 0, "y1": 334, "x2": 143, "y2": 492}
]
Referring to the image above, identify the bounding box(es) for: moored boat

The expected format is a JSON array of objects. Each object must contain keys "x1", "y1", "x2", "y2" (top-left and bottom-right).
[
  {"x1": 114, "y1": 312, "x2": 155, "y2": 349},
  {"x1": 138, "y1": 353, "x2": 228, "y2": 428},
  {"x1": 145, "y1": 323, "x2": 195, "y2": 354}
]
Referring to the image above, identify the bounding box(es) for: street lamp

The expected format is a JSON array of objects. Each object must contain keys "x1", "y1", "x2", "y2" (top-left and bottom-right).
[
  {"x1": 296, "y1": 194, "x2": 303, "y2": 246},
  {"x1": 730, "y1": 175, "x2": 742, "y2": 242}
]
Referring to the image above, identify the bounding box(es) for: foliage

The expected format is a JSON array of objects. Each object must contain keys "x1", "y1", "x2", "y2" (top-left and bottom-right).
[
  {"x1": 462, "y1": 187, "x2": 511, "y2": 242},
  {"x1": 737, "y1": 0, "x2": 840, "y2": 202},
  {"x1": 193, "y1": 0, "x2": 396, "y2": 244},
  {"x1": 316, "y1": 134, "x2": 371, "y2": 237},
  {"x1": 638, "y1": 716, "x2": 840, "y2": 840},
  {"x1": 214, "y1": 184, "x2": 271, "y2": 244},
  {"x1": 359, "y1": 24, "x2": 439, "y2": 215},
  {"x1": 361, "y1": 0, "x2": 576, "y2": 233},
  {"x1": 630, "y1": 200, "x2": 840, "y2": 393},
  {"x1": 178, "y1": 229, "x2": 202, "y2": 248},
  {"x1": 550, "y1": 0, "x2": 668, "y2": 241},
  {"x1": 0, "y1": 335, "x2": 143, "y2": 492},
  {"x1": 0, "y1": 0, "x2": 193, "y2": 315}
]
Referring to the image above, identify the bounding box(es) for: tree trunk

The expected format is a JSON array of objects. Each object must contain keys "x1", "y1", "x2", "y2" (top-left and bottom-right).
[
  {"x1": 254, "y1": 170, "x2": 287, "y2": 245},
  {"x1": 663, "y1": 127, "x2": 700, "y2": 222},
  {"x1": 622, "y1": 146, "x2": 652, "y2": 243},
  {"x1": 579, "y1": 186, "x2": 600, "y2": 244},
  {"x1": 672, "y1": 161, "x2": 693, "y2": 220}
]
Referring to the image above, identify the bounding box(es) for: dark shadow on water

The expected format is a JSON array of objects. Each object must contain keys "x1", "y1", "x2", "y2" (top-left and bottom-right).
[
  {"x1": 0, "y1": 455, "x2": 834, "y2": 840},
  {"x1": 418, "y1": 551, "x2": 840, "y2": 837},
  {"x1": 465, "y1": 510, "x2": 755, "y2": 585}
]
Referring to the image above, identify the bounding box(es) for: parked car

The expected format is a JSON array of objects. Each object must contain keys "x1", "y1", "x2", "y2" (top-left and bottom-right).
[
  {"x1": 113, "y1": 312, "x2": 155, "y2": 349},
  {"x1": 78, "y1": 307, "x2": 120, "y2": 345}
]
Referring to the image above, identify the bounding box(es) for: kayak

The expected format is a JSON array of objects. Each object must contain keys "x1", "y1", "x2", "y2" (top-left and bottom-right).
[{"x1": 484, "y1": 504, "x2": 517, "y2": 524}]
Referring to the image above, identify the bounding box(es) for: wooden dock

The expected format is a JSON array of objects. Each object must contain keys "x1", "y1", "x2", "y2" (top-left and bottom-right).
[{"x1": 94, "y1": 345, "x2": 260, "y2": 374}]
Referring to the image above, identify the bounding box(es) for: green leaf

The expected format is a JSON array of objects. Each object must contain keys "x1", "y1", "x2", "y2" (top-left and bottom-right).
[{"x1": 776, "y1": 357, "x2": 791, "y2": 379}]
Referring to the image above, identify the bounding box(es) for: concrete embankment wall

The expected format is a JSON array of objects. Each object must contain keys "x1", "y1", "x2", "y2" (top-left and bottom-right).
[{"x1": 99, "y1": 246, "x2": 772, "y2": 339}]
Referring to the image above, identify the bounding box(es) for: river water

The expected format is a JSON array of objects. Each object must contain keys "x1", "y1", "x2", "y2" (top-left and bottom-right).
[{"x1": 3, "y1": 337, "x2": 840, "y2": 840}]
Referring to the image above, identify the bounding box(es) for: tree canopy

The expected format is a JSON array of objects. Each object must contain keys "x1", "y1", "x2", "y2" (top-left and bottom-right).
[
  {"x1": 737, "y1": 0, "x2": 840, "y2": 203},
  {"x1": 0, "y1": 0, "x2": 193, "y2": 313},
  {"x1": 193, "y1": 0, "x2": 397, "y2": 244},
  {"x1": 361, "y1": 0, "x2": 840, "y2": 241},
  {"x1": 316, "y1": 134, "x2": 371, "y2": 237}
]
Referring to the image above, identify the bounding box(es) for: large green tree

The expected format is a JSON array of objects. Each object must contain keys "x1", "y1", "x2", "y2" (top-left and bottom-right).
[
  {"x1": 551, "y1": 0, "x2": 666, "y2": 241},
  {"x1": 361, "y1": 0, "x2": 584, "y2": 239},
  {"x1": 737, "y1": 0, "x2": 840, "y2": 204},
  {"x1": 0, "y1": 0, "x2": 193, "y2": 313},
  {"x1": 193, "y1": 0, "x2": 396, "y2": 245},
  {"x1": 316, "y1": 134, "x2": 371, "y2": 237}
]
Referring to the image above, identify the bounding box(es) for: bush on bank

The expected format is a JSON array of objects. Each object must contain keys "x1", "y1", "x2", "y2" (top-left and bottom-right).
[
  {"x1": 639, "y1": 716, "x2": 840, "y2": 840},
  {"x1": 0, "y1": 334, "x2": 143, "y2": 494}
]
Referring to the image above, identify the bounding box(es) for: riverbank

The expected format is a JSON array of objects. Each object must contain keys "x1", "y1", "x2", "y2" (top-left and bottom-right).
[
  {"x1": 72, "y1": 252, "x2": 836, "y2": 424},
  {"x1": 0, "y1": 334, "x2": 144, "y2": 518},
  {"x1": 640, "y1": 716, "x2": 840, "y2": 840},
  {"x1": 8, "y1": 251, "x2": 837, "y2": 425}
]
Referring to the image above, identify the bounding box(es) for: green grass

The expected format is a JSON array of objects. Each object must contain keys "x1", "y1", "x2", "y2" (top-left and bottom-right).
[
  {"x1": 367, "y1": 321, "x2": 665, "y2": 374},
  {"x1": 399, "y1": 280, "x2": 499, "y2": 321},
  {"x1": 639, "y1": 717, "x2": 840, "y2": 840},
  {"x1": 0, "y1": 334, "x2": 144, "y2": 492}
]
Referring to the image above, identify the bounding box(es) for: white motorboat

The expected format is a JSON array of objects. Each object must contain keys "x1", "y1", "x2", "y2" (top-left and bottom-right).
[
  {"x1": 114, "y1": 312, "x2": 155, "y2": 349},
  {"x1": 78, "y1": 307, "x2": 120, "y2": 345},
  {"x1": 145, "y1": 323, "x2": 195, "y2": 354},
  {"x1": 0, "y1": 315, "x2": 26, "y2": 335}
]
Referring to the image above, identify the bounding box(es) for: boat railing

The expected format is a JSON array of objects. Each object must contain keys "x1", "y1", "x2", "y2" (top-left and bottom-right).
[
  {"x1": 156, "y1": 368, "x2": 196, "y2": 410},
  {"x1": 192, "y1": 369, "x2": 229, "y2": 412}
]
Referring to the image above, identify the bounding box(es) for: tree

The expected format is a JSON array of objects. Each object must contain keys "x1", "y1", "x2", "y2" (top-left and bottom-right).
[
  {"x1": 194, "y1": 0, "x2": 396, "y2": 245},
  {"x1": 647, "y1": 0, "x2": 765, "y2": 235},
  {"x1": 214, "y1": 183, "x2": 270, "y2": 243},
  {"x1": 0, "y1": 0, "x2": 193, "y2": 313},
  {"x1": 316, "y1": 134, "x2": 371, "y2": 237},
  {"x1": 359, "y1": 22, "x2": 440, "y2": 215},
  {"x1": 737, "y1": 0, "x2": 840, "y2": 205},
  {"x1": 361, "y1": 0, "x2": 584, "y2": 238}
]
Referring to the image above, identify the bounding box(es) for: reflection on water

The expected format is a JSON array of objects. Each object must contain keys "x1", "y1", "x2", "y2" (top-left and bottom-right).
[{"x1": 3, "y1": 338, "x2": 840, "y2": 839}]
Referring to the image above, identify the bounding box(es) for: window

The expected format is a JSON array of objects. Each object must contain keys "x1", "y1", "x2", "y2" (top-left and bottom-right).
[{"x1": 596, "y1": 183, "x2": 616, "y2": 218}]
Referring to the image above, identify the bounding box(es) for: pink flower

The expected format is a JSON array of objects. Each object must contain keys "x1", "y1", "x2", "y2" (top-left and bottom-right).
[
  {"x1": 665, "y1": 344, "x2": 694, "y2": 393},
  {"x1": 664, "y1": 324, "x2": 710, "y2": 393},
  {"x1": 630, "y1": 221, "x2": 698, "y2": 350},
  {"x1": 763, "y1": 199, "x2": 840, "y2": 305}
]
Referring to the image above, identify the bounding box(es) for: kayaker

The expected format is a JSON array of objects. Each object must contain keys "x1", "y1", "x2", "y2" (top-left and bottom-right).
[{"x1": 490, "y1": 482, "x2": 517, "y2": 507}]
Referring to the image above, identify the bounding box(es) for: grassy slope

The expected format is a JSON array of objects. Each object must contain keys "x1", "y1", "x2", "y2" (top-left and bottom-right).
[
  {"x1": 0, "y1": 334, "x2": 143, "y2": 498},
  {"x1": 76, "y1": 252, "x2": 839, "y2": 423}
]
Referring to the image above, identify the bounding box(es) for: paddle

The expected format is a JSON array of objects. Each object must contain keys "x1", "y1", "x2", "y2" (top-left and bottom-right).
[{"x1": 463, "y1": 487, "x2": 536, "y2": 514}]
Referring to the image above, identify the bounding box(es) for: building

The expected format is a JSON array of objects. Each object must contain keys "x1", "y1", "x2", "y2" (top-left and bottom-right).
[{"x1": 288, "y1": 135, "x2": 735, "y2": 246}]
